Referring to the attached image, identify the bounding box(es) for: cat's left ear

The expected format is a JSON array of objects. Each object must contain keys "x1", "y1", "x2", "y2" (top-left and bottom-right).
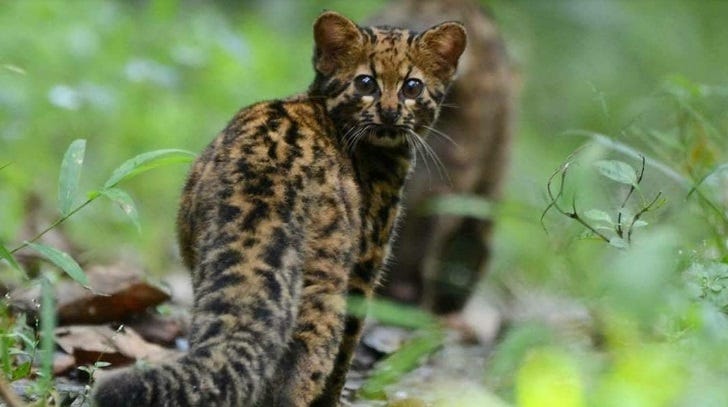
[
  {"x1": 416, "y1": 22, "x2": 467, "y2": 79},
  {"x1": 313, "y1": 11, "x2": 364, "y2": 75}
]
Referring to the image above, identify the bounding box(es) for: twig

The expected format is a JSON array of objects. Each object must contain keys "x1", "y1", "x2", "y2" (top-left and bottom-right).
[
  {"x1": 541, "y1": 161, "x2": 610, "y2": 243},
  {"x1": 0, "y1": 375, "x2": 25, "y2": 407},
  {"x1": 628, "y1": 192, "x2": 663, "y2": 242},
  {"x1": 616, "y1": 155, "x2": 646, "y2": 237}
]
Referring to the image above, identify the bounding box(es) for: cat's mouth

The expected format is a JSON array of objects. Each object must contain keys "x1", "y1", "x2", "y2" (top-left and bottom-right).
[
  {"x1": 375, "y1": 125, "x2": 404, "y2": 138},
  {"x1": 341, "y1": 123, "x2": 411, "y2": 150},
  {"x1": 366, "y1": 124, "x2": 409, "y2": 146}
]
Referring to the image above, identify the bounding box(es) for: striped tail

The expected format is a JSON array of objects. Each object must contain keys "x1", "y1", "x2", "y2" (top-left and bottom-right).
[{"x1": 91, "y1": 349, "x2": 268, "y2": 406}]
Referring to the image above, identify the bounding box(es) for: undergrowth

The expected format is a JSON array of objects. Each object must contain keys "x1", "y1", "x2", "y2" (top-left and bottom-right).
[
  {"x1": 0, "y1": 142, "x2": 193, "y2": 404},
  {"x1": 485, "y1": 76, "x2": 728, "y2": 406}
]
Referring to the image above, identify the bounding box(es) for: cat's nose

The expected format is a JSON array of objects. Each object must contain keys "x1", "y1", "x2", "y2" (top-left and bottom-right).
[{"x1": 380, "y1": 108, "x2": 400, "y2": 125}]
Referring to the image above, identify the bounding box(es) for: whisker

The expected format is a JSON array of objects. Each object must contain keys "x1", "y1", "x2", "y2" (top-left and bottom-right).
[
  {"x1": 408, "y1": 129, "x2": 451, "y2": 185},
  {"x1": 421, "y1": 124, "x2": 460, "y2": 148},
  {"x1": 341, "y1": 126, "x2": 359, "y2": 152},
  {"x1": 352, "y1": 126, "x2": 369, "y2": 152},
  {"x1": 406, "y1": 131, "x2": 431, "y2": 181},
  {"x1": 347, "y1": 128, "x2": 365, "y2": 153}
]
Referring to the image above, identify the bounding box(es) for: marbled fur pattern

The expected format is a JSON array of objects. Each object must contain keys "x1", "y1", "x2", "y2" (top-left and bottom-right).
[{"x1": 92, "y1": 11, "x2": 465, "y2": 407}]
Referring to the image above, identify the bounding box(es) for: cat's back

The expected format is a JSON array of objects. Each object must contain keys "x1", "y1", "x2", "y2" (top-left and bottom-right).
[{"x1": 177, "y1": 96, "x2": 355, "y2": 269}]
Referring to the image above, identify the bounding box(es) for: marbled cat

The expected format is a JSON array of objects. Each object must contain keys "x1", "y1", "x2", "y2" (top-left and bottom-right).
[
  {"x1": 92, "y1": 11, "x2": 466, "y2": 407},
  {"x1": 372, "y1": 0, "x2": 515, "y2": 315}
]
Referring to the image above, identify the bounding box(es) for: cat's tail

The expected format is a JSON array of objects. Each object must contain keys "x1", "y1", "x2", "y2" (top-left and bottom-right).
[{"x1": 90, "y1": 351, "x2": 261, "y2": 406}]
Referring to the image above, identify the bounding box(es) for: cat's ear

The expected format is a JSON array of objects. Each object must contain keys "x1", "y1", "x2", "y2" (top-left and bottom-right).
[
  {"x1": 416, "y1": 22, "x2": 467, "y2": 79},
  {"x1": 313, "y1": 11, "x2": 363, "y2": 75}
]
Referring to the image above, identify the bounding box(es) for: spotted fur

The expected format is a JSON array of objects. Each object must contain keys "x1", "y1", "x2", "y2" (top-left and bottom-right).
[{"x1": 92, "y1": 11, "x2": 465, "y2": 407}]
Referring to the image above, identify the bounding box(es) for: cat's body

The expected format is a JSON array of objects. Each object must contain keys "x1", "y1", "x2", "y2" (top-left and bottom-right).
[
  {"x1": 92, "y1": 11, "x2": 465, "y2": 407},
  {"x1": 371, "y1": 0, "x2": 515, "y2": 314}
]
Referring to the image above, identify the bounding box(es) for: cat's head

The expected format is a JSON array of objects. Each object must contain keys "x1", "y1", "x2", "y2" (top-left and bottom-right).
[{"x1": 309, "y1": 11, "x2": 466, "y2": 149}]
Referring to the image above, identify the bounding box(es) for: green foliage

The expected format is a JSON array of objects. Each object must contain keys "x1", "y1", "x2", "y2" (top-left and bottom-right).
[
  {"x1": 593, "y1": 160, "x2": 639, "y2": 187},
  {"x1": 488, "y1": 75, "x2": 728, "y2": 405},
  {"x1": 37, "y1": 272, "x2": 58, "y2": 400},
  {"x1": 421, "y1": 194, "x2": 493, "y2": 219},
  {"x1": 102, "y1": 149, "x2": 195, "y2": 190},
  {"x1": 0, "y1": 138, "x2": 193, "y2": 393},
  {"x1": 348, "y1": 297, "x2": 438, "y2": 330},
  {"x1": 25, "y1": 242, "x2": 87, "y2": 287},
  {"x1": 58, "y1": 139, "x2": 86, "y2": 216},
  {"x1": 360, "y1": 330, "x2": 444, "y2": 400},
  {"x1": 0, "y1": 307, "x2": 35, "y2": 381},
  {"x1": 0, "y1": 243, "x2": 23, "y2": 277}
]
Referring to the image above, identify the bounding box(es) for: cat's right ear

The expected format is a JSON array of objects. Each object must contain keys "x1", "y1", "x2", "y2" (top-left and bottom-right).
[{"x1": 313, "y1": 11, "x2": 363, "y2": 75}]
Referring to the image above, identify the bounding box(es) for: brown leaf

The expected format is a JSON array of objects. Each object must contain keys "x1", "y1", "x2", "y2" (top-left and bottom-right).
[
  {"x1": 55, "y1": 325, "x2": 179, "y2": 369},
  {"x1": 58, "y1": 263, "x2": 170, "y2": 324},
  {"x1": 9, "y1": 262, "x2": 170, "y2": 325},
  {"x1": 53, "y1": 352, "x2": 77, "y2": 375},
  {"x1": 125, "y1": 311, "x2": 184, "y2": 346}
]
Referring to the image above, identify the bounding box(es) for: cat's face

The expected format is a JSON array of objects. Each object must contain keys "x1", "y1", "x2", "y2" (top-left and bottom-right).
[{"x1": 310, "y1": 11, "x2": 466, "y2": 149}]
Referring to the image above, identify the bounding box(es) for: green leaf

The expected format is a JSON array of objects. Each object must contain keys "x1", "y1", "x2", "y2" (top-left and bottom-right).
[
  {"x1": 25, "y1": 242, "x2": 88, "y2": 287},
  {"x1": 347, "y1": 296, "x2": 438, "y2": 329},
  {"x1": 609, "y1": 237, "x2": 629, "y2": 249},
  {"x1": 360, "y1": 329, "x2": 444, "y2": 399},
  {"x1": 420, "y1": 194, "x2": 493, "y2": 219},
  {"x1": 594, "y1": 160, "x2": 638, "y2": 186},
  {"x1": 58, "y1": 139, "x2": 86, "y2": 216},
  {"x1": 0, "y1": 242, "x2": 24, "y2": 275},
  {"x1": 11, "y1": 361, "x2": 31, "y2": 380},
  {"x1": 584, "y1": 209, "x2": 613, "y2": 224},
  {"x1": 632, "y1": 220, "x2": 648, "y2": 228},
  {"x1": 2, "y1": 64, "x2": 26, "y2": 75},
  {"x1": 103, "y1": 149, "x2": 195, "y2": 189},
  {"x1": 101, "y1": 188, "x2": 141, "y2": 232}
]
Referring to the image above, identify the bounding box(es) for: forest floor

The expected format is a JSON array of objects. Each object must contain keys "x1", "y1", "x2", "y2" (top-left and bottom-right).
[{"x1": 4, "y1": 259, "x2": 589, "y2": 407}]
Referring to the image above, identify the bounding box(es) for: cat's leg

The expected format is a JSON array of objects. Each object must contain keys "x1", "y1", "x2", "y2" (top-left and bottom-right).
[
  {"x1": 309, "y1": 313, "x2": 363, "y2": 407},
  {"x1": 310, "y1": 266, "x2": 376, "y2": 407},
  {"x1": 260, "y1": 256, "x2": 351, "y2": 406}
]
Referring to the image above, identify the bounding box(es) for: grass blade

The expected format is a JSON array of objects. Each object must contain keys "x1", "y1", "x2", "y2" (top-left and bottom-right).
[
  {"x1": 38, "y1": 271, "x2": 58, "y2": 399},
  {"x1": 0, "y1": 242, "x2": 24, "y2": 276},
  {"x1": 348, "y1": 296, "x2": 438, "y2": 329},
  {"x1": 103, "y1": 149, "x2": 195, "y2": 189},
  {"x1": 25, "y1": 242, "x2": 88, "y2": 287},
  {"x1": 421, "y1": 194, "x2": 493, "y2": 219},
  {"x1": 58, "y1": 139, "x2": 86, "y2": 216},
  {"x1": 360, "y1": 329, "x2": 445, "y2": 399},
  {"x1": 101, "y1": 188, "x2": 141, "y2": 232}
]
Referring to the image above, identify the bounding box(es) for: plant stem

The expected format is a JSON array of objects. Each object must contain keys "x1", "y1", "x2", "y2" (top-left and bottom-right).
[{"x1": 10, "y1": 197, "x2": 95, "y2": 255}]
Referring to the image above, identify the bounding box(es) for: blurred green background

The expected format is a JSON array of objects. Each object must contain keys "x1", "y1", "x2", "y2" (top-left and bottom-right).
[{"x1": 2, "y1": 0, "x2": 728, "y2": 405}]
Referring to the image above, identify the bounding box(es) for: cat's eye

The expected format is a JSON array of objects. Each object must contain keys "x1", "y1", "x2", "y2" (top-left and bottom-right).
[
  {"x1": 354, "y1": 75, "x2": 378, "y2": 95},
  {"x1": 401, "y1": 78, "x2": 424, "y2": 99}
]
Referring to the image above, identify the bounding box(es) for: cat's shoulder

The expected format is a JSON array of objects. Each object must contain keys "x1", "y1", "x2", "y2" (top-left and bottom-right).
[{"x1": 227, "y1": 95, "x2": 326, "y2": 127}]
